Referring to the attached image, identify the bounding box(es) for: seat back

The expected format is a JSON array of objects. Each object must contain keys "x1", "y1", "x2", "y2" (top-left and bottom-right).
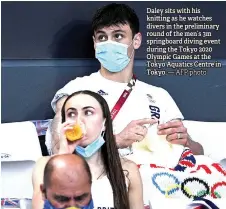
[{"x1": 1, "y1": 121, "x2": 42, "y2": 198}]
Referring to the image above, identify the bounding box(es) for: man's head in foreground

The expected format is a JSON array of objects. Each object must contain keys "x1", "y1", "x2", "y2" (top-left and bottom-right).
[{"x1": 41, "y1": 154, "x2": 92, "y2": 209}]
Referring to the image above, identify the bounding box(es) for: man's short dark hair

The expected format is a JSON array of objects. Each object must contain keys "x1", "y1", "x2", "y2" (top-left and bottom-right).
[
  {"x1": 43, "y1": 154, "x2": 92, "y2": 189},
  {"x1": 91, "y1": 3, "x2": 140, "y2": 37}
]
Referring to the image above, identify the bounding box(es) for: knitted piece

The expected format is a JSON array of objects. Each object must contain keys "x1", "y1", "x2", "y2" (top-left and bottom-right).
[
  {"x1": 138, "y1": 148, "x2": 226, "y2": 200},
  {"x1": 187, "y1": 197, "x2": 220, "y2": 209},
  {"x1": 174, "y1": 148, "x2": 196, "y2": 172}
]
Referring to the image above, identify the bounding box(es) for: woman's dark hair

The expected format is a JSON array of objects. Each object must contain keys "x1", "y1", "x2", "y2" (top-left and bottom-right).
[{"x1": 61, "y1": 90, "x2": 130, "y2": 209}]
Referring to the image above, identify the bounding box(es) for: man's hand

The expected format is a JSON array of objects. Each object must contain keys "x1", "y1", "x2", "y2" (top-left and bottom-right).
[
  {"x1": 157, "y1": 119, "x2": 204, "y2": 155},
  {"x1": 157, "y1": 120, "x2": 188, "y2": 146},
  {"x1": 115, "y1": 118, "x2": 158, "y2": 149}
]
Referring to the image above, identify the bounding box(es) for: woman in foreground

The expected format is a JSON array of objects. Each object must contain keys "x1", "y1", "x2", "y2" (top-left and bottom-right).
[{"x1": 32, "y1": 90, "x2": 144, "y2": 209}]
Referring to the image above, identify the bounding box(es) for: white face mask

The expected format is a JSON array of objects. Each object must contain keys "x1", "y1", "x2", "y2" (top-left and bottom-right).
[
  {"x1": 43, "y1": 199, "x2": 94, "y2": 209},
  {"x1": 75, "y1": 121, "x2": 106, "y2": 158},
  {"x1": 95, "y1": 40, "x2": 134, "y2": 72}
]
